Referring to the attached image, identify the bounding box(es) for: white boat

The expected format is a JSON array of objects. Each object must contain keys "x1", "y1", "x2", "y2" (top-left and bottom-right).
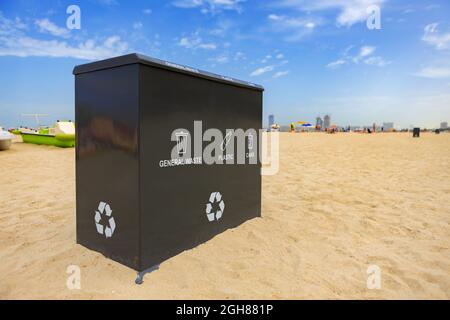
[{"x1": 0, "y1": 127, "x2": 14, "y2": 150}]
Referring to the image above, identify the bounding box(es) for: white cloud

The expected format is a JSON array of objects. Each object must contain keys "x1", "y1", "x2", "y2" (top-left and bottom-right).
[
  {"x1": 0, "y1": 35, "x2": 129, "y2": 60},
  {"x1": 352, "y1": 45, "x2": 376, "y2": 64},
  {"x1": 251, "y1": 53, "x2": 289, "y2": 76},
  {"x1": 133, "y1": 21, "x2": 143, "y2": 29},
  {"x1": 359, "y1": 45, "x2": 375, "y2": 57},
  {"x1": 327, "y1": 45, "x2": 390, "y2": 69},
  {"x1": 261, "y1": 54, "x2": 272, "y2": 63},
  {"x1": 96, "y1": 0, "x2": 119, "y2": 5},
  {"x1": 250, "y1": 65, "x2": 274, "y2": 77},
  {"x1": 327, "y1": 59, "x2": 347, "y2": 69},
  {"x1": 415, "y1": 67, "x2": 450, "y2": 79},
  {"x1": 173, "y1": 0, "x2": 206, "y2": 8},
  {"x1": 198, "y1": 43, "x2": 217, "y2": 49},
  {"x1": 178, "y1": 33, "x2": 217, "y2": 50},
  {"x1": 364, "y1": 56, "x2": 391, "y2": 66},
  {"x1": 178, "y1": 37, "x2": 195, "y2": 48},
  {"x1": 207, "y1": 50, "x2": 245, "y2": 67},
  {"x1": 422, "y1": 23, "x2": 450, "y2": 50},
  {"x1": 143, "y1": 8, "x2": 152, "y2": 15},
  {"x1": 209, "y1": 20, "x2": 234, "y2": 37},
  {"x1": 0, "y1": 14, "x2": 26, "y2": 36},
  {"x1": 268, "y1": 14, "x2": 318, "y2": 29},
  {"x1": 35, "y1": 18, "x2": 70, "y2": 38},
  {"x1": 267, "y1": 13, "x2": 320, "y2": 41},
  {"x1": 0, "y1": 12, "x2": 129, "y2": 60},
  {"x1": 402, "y1": 8, "x2": 414, "y2": 14},
  {"x1": 172, "y1": 0, "x2": 245, "y2": 13},
  {"x1": 233, "y1": 51, "x2": 245, "y2": 61},
  {"x1": 209, "y1": 54, "x2": 229, "y2": 64},
  {"x1": 268, "y1": 14, "x2": 282, "y2": 21},
  {"x1": 273, "y1": 70, "x2": 289, "y2": 78},
  {"x1": 274, "y1": 0, "x2": 385, "y2": 27}
]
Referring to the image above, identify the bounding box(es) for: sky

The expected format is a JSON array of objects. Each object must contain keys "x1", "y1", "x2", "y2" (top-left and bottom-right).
[{"x1": 0, "y1": 0, "x2": 449, "y2": 128}]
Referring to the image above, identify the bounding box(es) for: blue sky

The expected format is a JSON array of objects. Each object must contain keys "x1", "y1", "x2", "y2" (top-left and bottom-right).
[{"x1": 0, "y1": 0, "x2": 449, "y2": 128}]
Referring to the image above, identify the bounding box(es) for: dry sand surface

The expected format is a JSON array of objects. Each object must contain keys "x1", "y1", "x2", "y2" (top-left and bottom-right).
[{"x1": 0, "y1": 132, "x2": 449, "y2": 299}]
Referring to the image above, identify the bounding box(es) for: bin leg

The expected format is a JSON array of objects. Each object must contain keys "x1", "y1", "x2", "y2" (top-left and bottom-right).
[{"x1": 135, "y1": 264, "x2": 160, "y2": 285}]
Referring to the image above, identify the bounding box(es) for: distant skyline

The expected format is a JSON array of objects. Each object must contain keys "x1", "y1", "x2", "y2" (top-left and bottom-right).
[{"x1": 0, "y1": 0, "x2": 449, "y2": 128}]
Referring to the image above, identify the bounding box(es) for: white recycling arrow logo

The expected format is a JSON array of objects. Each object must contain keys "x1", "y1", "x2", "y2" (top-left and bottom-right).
[
  {"x1": 205, "y1": 192, "x2": 225, "y2": 222},
  {"x1": 94, "y1": 201, "x2": 116, "y2": 238}
]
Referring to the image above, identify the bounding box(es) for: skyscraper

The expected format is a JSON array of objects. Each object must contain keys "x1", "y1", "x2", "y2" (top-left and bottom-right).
[
  {"x1": 269, "y1": 114, "x2": 275, "y2": 128},
  {"x1": 323, "y1": 115, "x2": 331, "y2": 129},
  {"x1": 316, "y1": 116, "x2": 323, "y2": 127}
]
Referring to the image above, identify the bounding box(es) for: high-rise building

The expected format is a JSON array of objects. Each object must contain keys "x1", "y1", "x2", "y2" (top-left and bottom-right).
[
  {"x1": 383, "y1": 122, "x2": 394, "y2": 131},
  {"x1": 323, "y1": 115, "x2": 331, "y2": 129},
  {"x1": 268, "y1": 114, "x2": 275, "y2": 127},
  {"x1": 440, "y1": 122, "x2": 448, "y2": 130},
  {"x1": 315, "y1": 116, "x2": 323, "y2": 128}
]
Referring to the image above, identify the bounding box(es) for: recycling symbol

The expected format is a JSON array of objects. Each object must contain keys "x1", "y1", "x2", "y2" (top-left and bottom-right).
[
  {"x1": 205, "y1": 192, "x2": 225, "y2": 222},
  {"x1": 94, "y1": 201, "x2": 116, "y2": 238}
]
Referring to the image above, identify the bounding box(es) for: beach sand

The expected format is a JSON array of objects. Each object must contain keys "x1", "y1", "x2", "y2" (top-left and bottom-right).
[{"x1": 0, "y1": 132, "x2": 449, "y2": 299}]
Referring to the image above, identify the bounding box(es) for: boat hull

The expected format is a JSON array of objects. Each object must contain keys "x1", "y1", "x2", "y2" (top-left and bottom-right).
[{"x1": 21, "y1": 133, "x2": 75, "y2": 148}]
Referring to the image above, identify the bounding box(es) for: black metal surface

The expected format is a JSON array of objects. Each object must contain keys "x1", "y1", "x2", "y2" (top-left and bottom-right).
[
  {"x1": 75, "y1": 64, "x2": 141, "y2": 269},
  {"x1": 73, "y1": 53, "x2": 264, "y2": 92},
  {"x1": 74, "y1": 54, "x2": 263, "y2": 271}
]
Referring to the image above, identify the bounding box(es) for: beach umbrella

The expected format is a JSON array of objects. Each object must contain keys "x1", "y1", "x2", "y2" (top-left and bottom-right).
[
  {"x1": 297, "y1": 121, "x2": 307, "y2": 125},
  {"x1": 301, "y1": 123, "x2": 312, "y2": 127}
]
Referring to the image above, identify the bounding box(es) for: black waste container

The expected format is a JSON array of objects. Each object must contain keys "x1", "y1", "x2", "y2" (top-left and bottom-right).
[
  {"x1": 73, "y1": 53, "x2": 263, "y2": 271},
  {"x1": 413, "y1": 127, "x2": 420, "y2": 138}
]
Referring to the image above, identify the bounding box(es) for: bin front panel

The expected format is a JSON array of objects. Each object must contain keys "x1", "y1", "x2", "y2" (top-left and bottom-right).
[
  {"x1": 139, "y1": 64, "x2": 262, "y2": 268},
  {"x1": 75, "y1": 65, "x2": 141, "y2": 270}
]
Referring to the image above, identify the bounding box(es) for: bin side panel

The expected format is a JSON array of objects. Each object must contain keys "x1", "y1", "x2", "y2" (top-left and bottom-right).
[
  {"x1": 75, "y1": 65, "x2": 141, "y2": 270},
  {"x1": 139, "y1": 65, "x2": 262, "y2": 269}
]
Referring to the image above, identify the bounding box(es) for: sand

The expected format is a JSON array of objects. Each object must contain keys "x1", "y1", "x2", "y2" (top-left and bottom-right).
[{"x1": 0, "y1": 132, "x2": 449, "y2": 299}]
